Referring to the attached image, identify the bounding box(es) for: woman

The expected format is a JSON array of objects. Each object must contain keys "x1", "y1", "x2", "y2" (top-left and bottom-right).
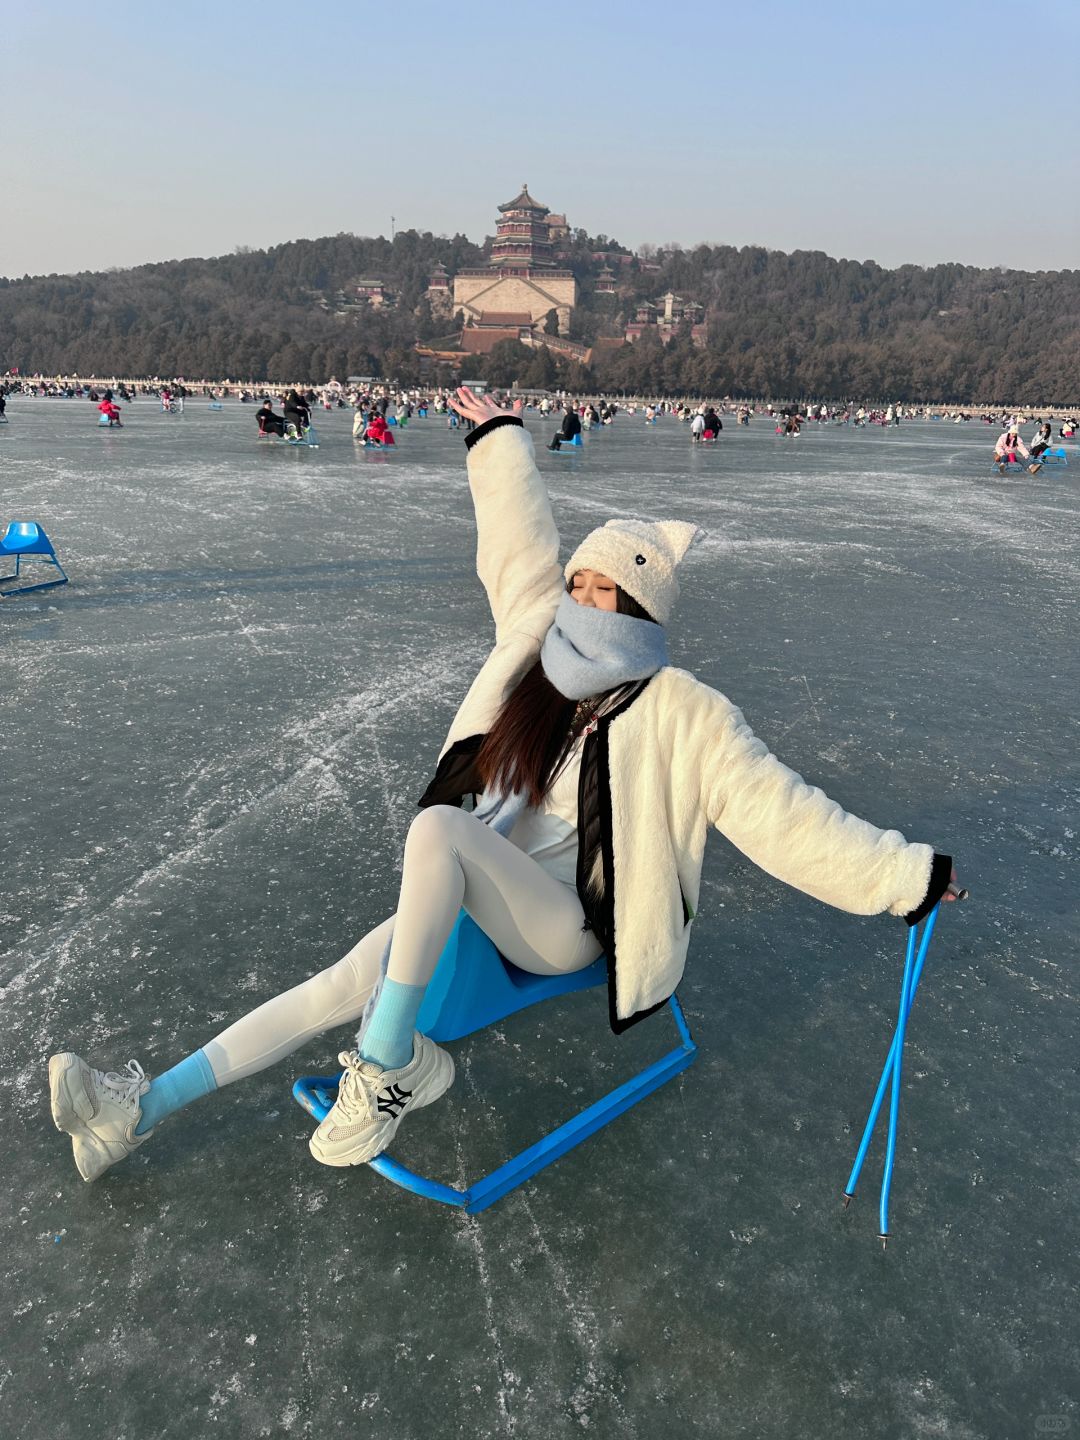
[
  {"x1": 994, "y1": 426, "x2": 1039, "y2": 475},
  {"x1": 1030, "y1": 422, "x2": 1052, "y2": 464},
  {"x1": 48, "y1": 387, "x2": 959, "y2": 1184},
  {"x1": 97, "y1": 396, "x2": 123, "y2": 428},
  {"x1": 364, "y1": 412, "x2": 395, "y2": 446},
  {"x1": 283, "y1": 389, "x2": 311, "y2": 440}
]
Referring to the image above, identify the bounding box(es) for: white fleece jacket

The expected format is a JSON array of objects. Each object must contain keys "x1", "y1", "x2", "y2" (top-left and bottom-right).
[{"x1": 441, "y1": 422, "x2": 934, "y2": 1022}]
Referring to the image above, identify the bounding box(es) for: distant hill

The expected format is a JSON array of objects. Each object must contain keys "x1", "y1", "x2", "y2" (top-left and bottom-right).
[
  {"x1": 0, "y1": 230, "x2": 484, "y2": 387},
  {"x1": 1, "y1": 229, "x2": 1077, "y2": 402}
]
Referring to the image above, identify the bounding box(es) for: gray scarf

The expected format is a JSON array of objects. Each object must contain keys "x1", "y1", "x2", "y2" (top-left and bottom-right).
[{"x1": 473, "y1": 594, "x2": 667, "y2": 834}]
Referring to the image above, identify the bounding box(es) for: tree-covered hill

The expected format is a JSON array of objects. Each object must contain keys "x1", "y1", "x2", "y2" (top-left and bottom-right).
[
  {"x1": 613, "y1": 245, "x2": 1079, "y2": 403},
  {"x1": 1, "y1": 228, "x2": 1077, "y2": 402},
  {"x1": 0, "y1": 230, "x2": 484, "y2": 385}
]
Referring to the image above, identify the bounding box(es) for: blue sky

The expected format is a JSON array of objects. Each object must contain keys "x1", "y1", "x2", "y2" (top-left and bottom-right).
[{"x1": 5, "y1": 0, "x2": 1077, "y2": 278}]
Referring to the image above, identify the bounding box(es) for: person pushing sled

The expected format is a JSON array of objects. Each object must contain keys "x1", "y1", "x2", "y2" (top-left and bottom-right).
[{"x1": 48, "y1": 387, "x2": 961, "y2": 1188}]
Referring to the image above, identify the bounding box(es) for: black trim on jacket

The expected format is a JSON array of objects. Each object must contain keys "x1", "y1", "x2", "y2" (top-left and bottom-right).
[
  {"x1": 595, "y1": 706, "x2": 670, "y2": 1035},
  {"x1": 464, "y1": 415, "x2": 524, "y2": 450},
  {"x1": 577, "y1": 679, "x2": 659, "y2": 1034},
  {"x1": 904, "y1": 852, "x2": 953, "y2": 926},
  {"x1": 418, "y1": 734, "x2": 484, "y2": 809}
]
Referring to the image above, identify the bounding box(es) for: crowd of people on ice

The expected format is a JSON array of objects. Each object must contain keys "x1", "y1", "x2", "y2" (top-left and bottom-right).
[{"x1": 3, "y1": 375, "x2": 1077, "y2": 475}]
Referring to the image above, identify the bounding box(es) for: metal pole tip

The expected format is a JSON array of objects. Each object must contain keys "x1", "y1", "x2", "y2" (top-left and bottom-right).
[
  {"x1": 842, "y1": 1193, "x2": 853, "y2": 1209},
  {"x1": 879, "y1": 1234, "x2": 889, "y2": 1252}
]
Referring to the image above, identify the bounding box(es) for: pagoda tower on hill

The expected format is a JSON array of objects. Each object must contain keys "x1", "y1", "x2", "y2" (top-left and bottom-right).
[
  {"x1": 453, "y1": 185, "x2": 578, "y2": 335},
  {"x1": 491, "y1": 184, "x2": 556, "y2": 268}
]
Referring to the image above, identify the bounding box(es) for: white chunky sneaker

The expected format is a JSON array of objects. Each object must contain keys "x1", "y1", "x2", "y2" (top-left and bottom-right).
[
  {"x1": 308, "y1": 1033, "x2": 454, "y2": 1168},
  {"x1": 48, "y1": 1053, "x2": 152, "y2": 1182}
]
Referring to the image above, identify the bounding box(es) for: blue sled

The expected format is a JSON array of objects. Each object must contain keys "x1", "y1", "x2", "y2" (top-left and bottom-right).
[
  {"x1": 0, "y1": 521, "x2": 69, "y2": 597},
  {"x1": 286, "y1": 424, "x2": 319, "y2": 448},
  {"x1": 293, "y1": 912, "x2": 696, "y2": 1213}
]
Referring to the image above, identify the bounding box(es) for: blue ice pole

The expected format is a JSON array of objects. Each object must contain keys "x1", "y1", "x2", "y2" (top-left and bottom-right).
[
  {"x1": 843, "y1": 925, "x2": 917, "y2": 1202},
  {"x1": 878, "y1": 918, "x2": 922, "y2": 1245},
  {"x1": 842, "y1": 906, "x2": 941, "y2": 1222}
]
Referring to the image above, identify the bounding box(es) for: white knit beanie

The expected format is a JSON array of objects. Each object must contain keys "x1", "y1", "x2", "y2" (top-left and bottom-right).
[{"x1": 564, "y1": 519, "x2": 699, "y2": 625}]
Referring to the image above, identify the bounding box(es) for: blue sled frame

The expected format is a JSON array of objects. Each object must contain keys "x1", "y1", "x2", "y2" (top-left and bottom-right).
[{"x1": 293, "y1": 993, "x2": 697, "y2": 1215}]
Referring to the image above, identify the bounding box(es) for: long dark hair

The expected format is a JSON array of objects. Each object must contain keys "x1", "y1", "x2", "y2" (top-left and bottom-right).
[{"x1": 476, "y1": 581, "x2": 655, "y2": 805}]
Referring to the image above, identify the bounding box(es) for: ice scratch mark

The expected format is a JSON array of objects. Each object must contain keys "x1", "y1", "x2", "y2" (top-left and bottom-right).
[
  {"x1": 458, "y1": 1058, "x2": 639, "y2": 1437},
  {"x1": 218, "y1": 591, "x2": 266, "y2": 655},
  {"x1": 452, "y1": 1105, "x2": 517, "y2": 1436},
  {"x1": 308, "y1": 758, "x2": 360, "y2": 828},
  {"x1": 0, "y1": 647, "x2": 479, "y2": 1030},
  {"x1": 273, "y1": 1181, "x2": 317, "y2": 1435},
  {"x1": 362, "y1": 718, "x2": 402, "y2": 856},
  {"x1": 15, "y1": 622, "x2": 312, "y2": 662}
]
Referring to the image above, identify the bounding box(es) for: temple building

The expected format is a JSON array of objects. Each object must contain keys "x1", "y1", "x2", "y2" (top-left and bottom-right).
[
  {"x1": 426, "y1": 261, "x2": 453, "y2": 317},
  {"x1": 460, "y1": 311, "x2": 535, "y2": 356},
  {"x1": 625, "y1": 291, "x2": 706, "y2": 347},
  {"x1": 453, "y1": 185, "x2": 578, "y2": 335},
  {"x1": 354, "y1": 277, "x2": 392, "y2": 308},
  {"x1": 546, "y1": 212, "x2": 570, "y2": 244}
]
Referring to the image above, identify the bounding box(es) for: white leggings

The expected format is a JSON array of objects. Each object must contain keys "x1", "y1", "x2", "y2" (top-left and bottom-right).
[{"x1": 202, "y1": 806, "x2": 603, "y2": 1085}]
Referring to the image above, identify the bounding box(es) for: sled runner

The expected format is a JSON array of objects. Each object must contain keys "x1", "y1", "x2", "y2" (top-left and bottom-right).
[{"x1": 293, "y1": 911, "x2": 697, "y2": 1213}]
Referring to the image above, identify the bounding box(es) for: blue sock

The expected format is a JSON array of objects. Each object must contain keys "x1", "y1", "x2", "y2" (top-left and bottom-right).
[
  {"x1": 359, "y1": 979, "x2": 425, "y2": 1071},
  {"x1": 136, "y1": 1049, "x2": 217, "y2": 1135}
]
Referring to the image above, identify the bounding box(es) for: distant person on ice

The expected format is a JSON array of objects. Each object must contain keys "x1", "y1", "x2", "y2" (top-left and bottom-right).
[
  {"x1": 48, "y1": 386, "x2": 961, "y2": 1186},
  {"x1": 256, "y1": 399, "x2": 286, "y2": 437},
  {"x1": 994, "y1": 425, "x2": 1040, "y2": 475},
  {"x1": 364, "y1": 412, "x2": 395, "y2": 446},
  {"x1": 1029, "y1": 422, "x2": 1052, "y2": 465},
  {"x1": 548, "y1": 403, "x2": 581, "y2": 451},
  {"x1": 283, "y1": 389, "x2": 311, "y2": 439}
]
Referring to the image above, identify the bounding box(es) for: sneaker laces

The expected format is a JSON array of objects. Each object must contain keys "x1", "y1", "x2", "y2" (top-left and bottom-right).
[
  {"x1": 332, "y1": 1050, "x2": 383, "y2": 1123},
  {"x1": 100, "y1": 1059, "x2": 149, "y2": 1112}
]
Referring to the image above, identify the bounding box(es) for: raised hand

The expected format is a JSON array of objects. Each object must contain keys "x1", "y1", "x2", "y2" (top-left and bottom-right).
[{"x1": 449, "y1": 385, "x2": 523, "y2": 427}]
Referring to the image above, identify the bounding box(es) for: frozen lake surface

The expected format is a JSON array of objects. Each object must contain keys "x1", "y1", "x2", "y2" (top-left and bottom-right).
[{"x1": 2, "y1": 398, "x2": 1078, "y2": 1438}]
